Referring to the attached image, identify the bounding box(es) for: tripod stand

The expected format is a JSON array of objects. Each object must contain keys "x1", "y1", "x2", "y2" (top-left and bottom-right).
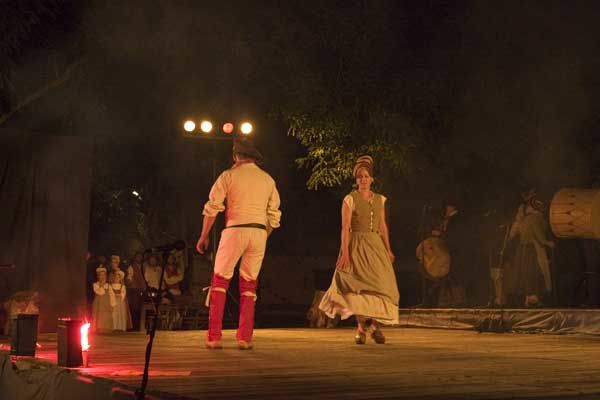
[
  {"x1": 477, "y1": 224, "x2": 510, "y2": 333},
  {"x1": 136, "y1": 247, "x2": 181, "y2": 399}
]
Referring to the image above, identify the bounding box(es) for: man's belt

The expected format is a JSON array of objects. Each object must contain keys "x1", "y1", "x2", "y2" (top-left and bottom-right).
[{"x1": 225, "y1": 223, "x2": 267, "y2": 230}]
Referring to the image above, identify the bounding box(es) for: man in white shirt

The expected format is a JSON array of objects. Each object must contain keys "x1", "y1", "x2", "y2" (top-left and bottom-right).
[
  {"x1": 143, "y1": 254, "x2": 162, "y2": 291},
  {"x1": 196, "y1": 137, "x2": 281, "y2": 350}
]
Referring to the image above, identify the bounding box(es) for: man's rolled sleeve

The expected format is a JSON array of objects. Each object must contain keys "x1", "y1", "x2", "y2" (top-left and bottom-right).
[
  {"x1": 203, "y1": 171, "x2": 230, "y2": 217},
  {"x1": 267, "y1": 184, "x2": 282, "y2": 228}
]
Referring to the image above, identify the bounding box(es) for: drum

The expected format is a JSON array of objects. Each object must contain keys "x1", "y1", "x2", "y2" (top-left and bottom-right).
[
  {"x1": 550, "y1": 188, "x2": 600, "y2": 239},
  {"x1": 416, "y1": 237, "x2": 451, "y2": 281}
]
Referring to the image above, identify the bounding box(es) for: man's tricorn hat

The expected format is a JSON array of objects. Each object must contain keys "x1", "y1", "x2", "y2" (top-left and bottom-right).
[{"x1": 233, "y1": 136, "x2": 263, "y2": 162}]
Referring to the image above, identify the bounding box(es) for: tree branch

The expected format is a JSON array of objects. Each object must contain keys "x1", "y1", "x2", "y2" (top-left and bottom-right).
[{"x1": 0, "y1": 59, "x2": 84, "y2": 126}]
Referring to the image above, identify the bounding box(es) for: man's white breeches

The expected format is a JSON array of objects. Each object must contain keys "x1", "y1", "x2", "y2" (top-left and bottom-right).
[{"x1": 214, "y1": 227, "x2": 267, "y2": 280}]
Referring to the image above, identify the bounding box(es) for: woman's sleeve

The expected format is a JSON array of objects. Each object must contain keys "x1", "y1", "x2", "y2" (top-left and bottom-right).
[
  {"x1": 343, "y1": 195, "x2": 354, "y2": 211},
  {"x1": 108, "y1": 285, "x2": 116, "y2": 307},
  {"x1": 93, "y1": 282, "x2": 104, "y2": 296}
]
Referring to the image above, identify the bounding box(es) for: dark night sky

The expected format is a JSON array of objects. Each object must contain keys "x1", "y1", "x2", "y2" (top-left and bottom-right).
[{"x1": 3, "y1": 1, "x2": 600, "y2": 263}]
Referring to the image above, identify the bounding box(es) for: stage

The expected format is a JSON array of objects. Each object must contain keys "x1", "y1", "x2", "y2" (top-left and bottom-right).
[
  {"x1": 3, "y1": 324, "x2": 600, "y2": 399},
  {"x1": 399, "y1": 307, "x2": 600, "y2": 334}
]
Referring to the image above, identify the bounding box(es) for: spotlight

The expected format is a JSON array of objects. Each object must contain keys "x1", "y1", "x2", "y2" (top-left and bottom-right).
[
  {"x1": 183, "y1": 120, "x2": 196, "y2": 132},
  {"x1": 222, "y1": 123, "x2": 234, "y2": 134},
  {"x1": 240, "y1": 122, "x2": 253, "y2": 135},
  {"x1": 132, "y1": 190, "x2": 140, "y2": 197},
  {"x1": 200, "y1": 120, "x2": 213, "y2": 133}
]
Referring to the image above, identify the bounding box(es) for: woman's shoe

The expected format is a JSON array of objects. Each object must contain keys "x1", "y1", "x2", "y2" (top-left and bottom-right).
[
  {"x1": 371, "y1": 328, "x2": 386, "y2": 344},
  {"x1": 355, "y1": 329, "x2": 366, "y2": 345}
]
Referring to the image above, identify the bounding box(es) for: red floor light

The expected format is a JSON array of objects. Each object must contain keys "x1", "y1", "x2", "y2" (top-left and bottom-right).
[
  {"x1": 57, "y1": 318, "x2": 85, "y2": 367},
  {"x1": 81, "y1": 321, "x2": 90, "y2": 351}
]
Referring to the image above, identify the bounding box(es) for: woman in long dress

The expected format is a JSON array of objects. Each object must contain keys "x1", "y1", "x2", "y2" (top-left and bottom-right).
[
  {"x1": 109, "y1": 270, "x2": 133, "y2": 331},
  {"x1": 319, "y1": 155, "x2": 400, "y2": 344},
  {"x1": 92, "y1": 267, "x2": 113, "y2": 333}
]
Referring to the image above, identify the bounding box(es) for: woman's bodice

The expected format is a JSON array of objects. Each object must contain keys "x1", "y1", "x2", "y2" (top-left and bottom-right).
[{"x1": 350, "y1": 191, "x2": 384, "y2": 233}]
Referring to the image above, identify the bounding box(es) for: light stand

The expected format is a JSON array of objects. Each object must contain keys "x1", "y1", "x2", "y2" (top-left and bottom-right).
[
  {"x1": 136, "y1": 248, "x2": 175, "y2": 400},
  {"x1": 186, "y1": 132, "x2": 240, "y2": 324},
  {"x1": 477, "y1": 223, "x2": 510, "y2": 333},
  {"x1": 208, "y1": 141, "x2": 240, "y2": 324}
]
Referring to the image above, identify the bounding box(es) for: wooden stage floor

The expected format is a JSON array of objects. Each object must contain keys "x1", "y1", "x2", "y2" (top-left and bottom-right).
[{"x1": 4, "y1": 327, "x2": 600, "y2": 399}]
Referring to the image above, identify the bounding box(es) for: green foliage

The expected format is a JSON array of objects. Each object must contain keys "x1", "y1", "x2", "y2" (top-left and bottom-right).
[
  {"x1": 0, "y1": 1, "x2": 74, "y2": 110},
  {"x1": 262, "y1": 1, "x2": 432, "y2": 190},
  {"x1": 287, "y1": 111, "x2": 421, "y2": 190}
]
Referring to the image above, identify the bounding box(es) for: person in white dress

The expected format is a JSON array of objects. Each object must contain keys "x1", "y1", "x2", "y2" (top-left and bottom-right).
[
  {"x1": 109, "y1": 270, "x2": 132, "y2": 331},
  {"x1": 144, "y1": 254, "x2": 162, "y2": 292},
  {"x1": 163, "y1": 253, "x2": 184, "y2": 298},
  {"x1": 92, "y1": 267, "x2": 113, "y2": 333}
]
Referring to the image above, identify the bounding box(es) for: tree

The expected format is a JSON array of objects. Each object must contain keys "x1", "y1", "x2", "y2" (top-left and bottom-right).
[
  {"x1": 253, "y1": 1, "x2": 440, "y2": 190},
  {"x1": 0, "y1": 1, "x2": 83, "y2": 125}
]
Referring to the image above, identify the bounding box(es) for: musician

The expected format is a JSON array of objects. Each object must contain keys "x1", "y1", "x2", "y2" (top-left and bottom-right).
[
  {"x1": 512, "y1": 198, "x2": 554, "y2": 307},
  {"x1": 505, "y1": 189, "x2": 550, "y2": 306},
  {"x1": 436, "y1": 202, "x2": 470, "y2": 305},
  {"x1": 418, "y1": 221, "x2": 446, "y2": 307},
  {"x1": 509, "y1": 188, "x2": 537, "y2": 241}
]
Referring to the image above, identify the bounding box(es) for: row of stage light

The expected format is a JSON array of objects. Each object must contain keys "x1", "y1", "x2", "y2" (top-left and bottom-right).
[{"x1": 183, "y1": 120, "x2": 253, "y2": 135}]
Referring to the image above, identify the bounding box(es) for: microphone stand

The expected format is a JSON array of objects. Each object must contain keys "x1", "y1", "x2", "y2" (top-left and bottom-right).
[
  {"x1": 135, "y1": 249, "x2": 171, "y2": 400},
  {"x1": 480, "y1": 223, "x2": 510, "y2": 333}
]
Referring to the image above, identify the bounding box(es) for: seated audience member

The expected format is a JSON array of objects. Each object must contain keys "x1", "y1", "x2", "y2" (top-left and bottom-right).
[
  {"x1": 163, "y1": 253, "x2": 184, "y2": 298},
  {"x1": 144, "y1": 254, "x2": 162, "y2": 291},
  {"x1": 126, "y1": 253, "x2": 146, "y2": 289},
  {"x1": 92, "y1": 266, "x2": 113, "y2": 333}
]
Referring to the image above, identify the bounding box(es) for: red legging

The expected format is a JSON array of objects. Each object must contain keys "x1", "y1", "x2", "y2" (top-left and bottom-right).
[{"x1": 237, "y1": 277, "x2": 258, "y2": 342}]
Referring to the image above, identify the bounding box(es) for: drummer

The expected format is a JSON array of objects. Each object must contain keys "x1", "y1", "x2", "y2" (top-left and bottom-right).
[
  {"x1": 435, "y1": 202, "x2": 470, "y2": 306},
  {"x1": 418, "y1": 222, "x2": 450, "y2": 307}
]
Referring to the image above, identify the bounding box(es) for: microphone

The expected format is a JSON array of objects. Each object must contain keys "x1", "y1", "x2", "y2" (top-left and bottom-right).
[{"x1": 145, "y1": 240, "x2": 186, "y2": 253}]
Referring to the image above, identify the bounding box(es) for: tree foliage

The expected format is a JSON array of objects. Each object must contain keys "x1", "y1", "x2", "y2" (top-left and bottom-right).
[
  {"x1": 256, "y1": 1, "x2": 437, "y2": 190},
  {"x1": 0, "y1": 0, "x2": 83, "y2": 120},
  {"x1": 255, "y1": 1, "x2": 600, "y2": 204}
]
